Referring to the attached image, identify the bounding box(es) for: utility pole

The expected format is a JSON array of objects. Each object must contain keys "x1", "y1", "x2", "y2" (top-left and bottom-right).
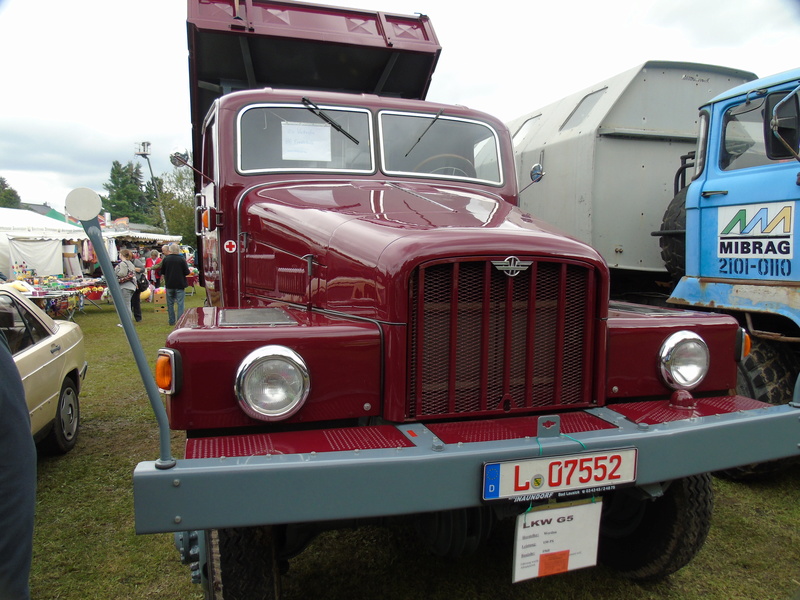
[{"x1": 134, "y1": 141, "x2": 169, "y2": 234}]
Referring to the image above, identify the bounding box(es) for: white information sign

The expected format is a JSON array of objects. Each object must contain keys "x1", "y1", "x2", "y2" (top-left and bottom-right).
[
  {"x1": 281, "y1": 121, "x2": 331, "y2": 162},
  {"x1": 512, "y1": 499, "x2": 602, "y2": 583}
]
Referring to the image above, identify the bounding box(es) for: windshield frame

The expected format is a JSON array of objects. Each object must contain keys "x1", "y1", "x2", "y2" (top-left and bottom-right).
[
  {"x1": 236, "y1": 103, "x2": 375, "y2": 175},
  {"x1": 377, "y1": 110, "x2": 504, "y2": 186}
]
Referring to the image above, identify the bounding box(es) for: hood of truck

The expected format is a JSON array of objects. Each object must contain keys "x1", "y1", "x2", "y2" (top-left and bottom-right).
[{"x1": 241, "y1": 180, "x2": 607, "y2": 320}]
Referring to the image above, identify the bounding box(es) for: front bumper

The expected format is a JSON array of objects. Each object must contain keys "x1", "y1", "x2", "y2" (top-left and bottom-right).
[{"x1": 133, "y1": 396, "x2": 800, "y2": 534}]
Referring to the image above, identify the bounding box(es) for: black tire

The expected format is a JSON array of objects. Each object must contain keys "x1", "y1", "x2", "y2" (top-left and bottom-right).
[
  {"x1": 204, "y1": 527, "x2": 280, "y2": 600},
  {"x1": 659, "y1": 187, "x2": 687, "y2": 286},
  {"x1": 737, "y1": 338, "x2": 799, "y2": 406},
  {"x1": 598, "y1": 474, "x2": 713, "y2": 581},
  {"x1": 414, "y1": 507, "x2": 494, "y2": 558},
  {"x1": 717, "y1": 338, "x2": 800, "y2": 479},
  {"x1": 41, "y1": 378, "x2": 80, "y2": 454}
]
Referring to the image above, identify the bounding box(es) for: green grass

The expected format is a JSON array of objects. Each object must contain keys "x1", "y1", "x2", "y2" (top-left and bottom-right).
[
  {"x1": 31, "y1": 289, "x2": 800, "y2": 599},
  {"x1": 32, "y1": 290, "x2": 203, "y2": 600}
]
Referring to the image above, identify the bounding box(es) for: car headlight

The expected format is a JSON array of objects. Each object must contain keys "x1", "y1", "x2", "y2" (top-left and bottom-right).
[
  {"x1": 658, "y1": 331, "x2": 709, "y2": 390},
  {"x1": 235, "y1": 345, "x2": 310, "y2": 421}
]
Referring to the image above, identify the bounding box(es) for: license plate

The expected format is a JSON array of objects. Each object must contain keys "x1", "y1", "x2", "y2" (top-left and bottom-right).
[{"x1": 483, "y1": 448, "x2": 637, "y2": 501}]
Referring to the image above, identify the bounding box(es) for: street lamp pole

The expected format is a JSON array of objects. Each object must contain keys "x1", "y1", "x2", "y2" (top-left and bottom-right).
[{"x1": 134, "y1": 141, "x2": 169, "y2": 234}]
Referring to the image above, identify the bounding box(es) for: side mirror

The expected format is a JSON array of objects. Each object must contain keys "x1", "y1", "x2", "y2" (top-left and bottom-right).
[
  {"x1": 170, "y1": 151, "x2": 191, "y2": 168},
  {"x1": 764, "y1": 88, "x2": 800, "y2": 160},
  {"x1": 530, "y1": 163, "x2": 545, "y2": 183}
]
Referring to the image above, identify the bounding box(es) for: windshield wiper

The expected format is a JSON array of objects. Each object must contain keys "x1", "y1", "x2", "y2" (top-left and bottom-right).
[
  {"x1": 302, "y1": 97, "x2": 359, "y2": 145},
  {"x1": 404, "y1": 108, "x2": 444, "y2": 157}
]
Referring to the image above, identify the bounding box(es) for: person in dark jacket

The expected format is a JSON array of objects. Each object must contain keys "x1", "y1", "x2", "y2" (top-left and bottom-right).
[
  {"x1": 131, "y1": 250, "x2": 146, "y2": 323},
  {"x1": 161, "y1": 243, "x2": 190, "y2": 326},
  {"x1": 0, "y1": 327, "x2": 36, "y2": 600}
]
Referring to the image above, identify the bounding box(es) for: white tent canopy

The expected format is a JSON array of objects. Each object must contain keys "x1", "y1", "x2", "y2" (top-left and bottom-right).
[{"x1": 0, "y1": 207, "x2": 88, "y2": 278}]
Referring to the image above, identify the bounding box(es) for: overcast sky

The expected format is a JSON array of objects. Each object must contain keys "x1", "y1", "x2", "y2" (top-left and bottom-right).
[{"x1": 1, "y1": 0, "x2": 798, "y2": 214}]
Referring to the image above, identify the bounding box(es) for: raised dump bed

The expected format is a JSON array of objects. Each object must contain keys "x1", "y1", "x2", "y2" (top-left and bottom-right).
[{"x1": 188, "y1": 0, "x2": 441, "y2": 147}]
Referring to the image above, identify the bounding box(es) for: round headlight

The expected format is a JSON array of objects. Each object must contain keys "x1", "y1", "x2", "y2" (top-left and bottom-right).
[
  {"x1": 235, "y1": 346, "x2": 310, "y2": 421},
  {"x1": 659, "y1": 331, "x2": 709, "y2": 390}
]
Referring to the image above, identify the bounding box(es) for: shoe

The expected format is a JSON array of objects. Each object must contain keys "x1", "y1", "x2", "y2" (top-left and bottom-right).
[{"x1": 116, "y1": 324, "x2": 122, "y2": 328}]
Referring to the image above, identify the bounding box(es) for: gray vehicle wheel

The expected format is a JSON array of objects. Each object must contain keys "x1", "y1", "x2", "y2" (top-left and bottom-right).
[
  {"x1": 598, "y1": 474, "x2": 713, "y2": 581},
  {"x1": 204, "y1": 527, "x2": 280, "y2": 600},
  {"x1": 717, "y1": 338, "x2": 800, "y2": 479},
  {"x1": 41, "y1": 378, "x2": 80, "y2": 454}
]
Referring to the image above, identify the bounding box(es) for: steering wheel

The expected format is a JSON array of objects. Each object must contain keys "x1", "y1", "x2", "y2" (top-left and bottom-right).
[{"x1": 413, "y1": 154, "x2": 476, "y2": 178}]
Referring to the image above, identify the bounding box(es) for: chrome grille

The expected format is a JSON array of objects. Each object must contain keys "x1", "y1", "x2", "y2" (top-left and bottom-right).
[{"x1": 407, "y1": 257, "x2": 596, "y2": 419}]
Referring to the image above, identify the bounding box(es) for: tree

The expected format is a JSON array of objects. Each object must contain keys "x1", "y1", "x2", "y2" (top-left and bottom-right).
[
  {"x1": 0, "y1": 177, "x2": 22, "y2": 209},
  {"x1": 102, "y1": 161, "x2": 153, "y2": 224},
  {"x1": 160, "y1": 157, "x2": 197, "y2": 244}
]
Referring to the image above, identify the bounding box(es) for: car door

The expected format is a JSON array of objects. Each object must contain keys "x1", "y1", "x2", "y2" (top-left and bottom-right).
[{"x1": 0, "y1": 293, "x2": 65, "y2": 436}]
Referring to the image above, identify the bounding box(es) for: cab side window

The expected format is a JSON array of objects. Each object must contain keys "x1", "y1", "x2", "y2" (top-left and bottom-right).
[{"x1": 720, "y1": 98, "x2": 771, "y2": 171}]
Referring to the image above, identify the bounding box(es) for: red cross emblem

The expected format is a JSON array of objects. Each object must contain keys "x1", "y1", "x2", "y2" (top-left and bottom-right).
[{"x1": 223, "y1": 240, "x2": 237, "y2": 253}]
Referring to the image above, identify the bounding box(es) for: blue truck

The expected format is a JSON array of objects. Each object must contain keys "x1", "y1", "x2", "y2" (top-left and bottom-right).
[{"x1": 665, "y1": 68, "x2": 800, "y2": 418}]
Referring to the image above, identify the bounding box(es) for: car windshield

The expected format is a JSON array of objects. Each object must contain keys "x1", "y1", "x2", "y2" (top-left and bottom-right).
[
  {"x1": 238, "y1": 105, "x2": 373, "y2": 173},
  {"x1": 380, "y1": 111, "x2": 502, "y2": 184}
]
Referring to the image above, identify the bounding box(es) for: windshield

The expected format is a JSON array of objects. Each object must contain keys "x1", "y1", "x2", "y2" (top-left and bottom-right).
[
  {"x1": 379, "y1": 111, "x2": 503, "y2": 184},
  {"x1": 237, "y1": 104, "x2": 503, "y2": 184},
  {"x1": 238, "y1": 105, "x2": 373, "y2": 173}
]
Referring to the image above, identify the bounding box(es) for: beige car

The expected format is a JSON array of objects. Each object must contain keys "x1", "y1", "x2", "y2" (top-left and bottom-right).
[{"x1": 0, "y1": 283, "x2": 87, "y2": 453}]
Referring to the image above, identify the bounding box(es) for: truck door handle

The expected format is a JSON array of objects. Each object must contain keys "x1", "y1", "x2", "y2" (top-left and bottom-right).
[{"x1": 701, "y1": 190, "x2": 728, "y2": 197}]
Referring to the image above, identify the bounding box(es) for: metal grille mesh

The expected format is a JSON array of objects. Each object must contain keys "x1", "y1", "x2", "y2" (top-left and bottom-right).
[{"x1": 407, "y1": 258, "x2": 595, "y2": 419}]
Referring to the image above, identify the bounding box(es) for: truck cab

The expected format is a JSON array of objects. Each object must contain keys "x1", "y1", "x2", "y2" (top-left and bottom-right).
[{"x1": 669, "y1": 68, "x2": 800, "y2": 406}]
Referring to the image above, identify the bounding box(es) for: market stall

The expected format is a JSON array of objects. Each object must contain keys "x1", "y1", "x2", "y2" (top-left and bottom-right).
[
  {"x1": 0, "y1": 207, "x2": 88, "y2": 278},
  {"x1": 6, "y1": 278, "x2": 106, "y2": 320}
]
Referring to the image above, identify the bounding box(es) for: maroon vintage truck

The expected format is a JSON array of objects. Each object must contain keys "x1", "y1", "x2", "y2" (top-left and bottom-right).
[{"x1": 128, "y1": 1, "x2": 800, "y2": 598}]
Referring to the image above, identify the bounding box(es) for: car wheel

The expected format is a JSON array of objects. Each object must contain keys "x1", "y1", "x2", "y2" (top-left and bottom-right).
[
  {"x1": 598, "y1": 474, "x2": 713, "y2": 581},
  {"x1": 41, "y1": 378, "x2": 80, "y2": 454}
]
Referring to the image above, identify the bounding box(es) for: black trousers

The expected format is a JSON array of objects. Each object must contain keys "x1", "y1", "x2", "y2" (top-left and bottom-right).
[{"x1": 131, "y1": 290, "x2": 142, "y2": 322}]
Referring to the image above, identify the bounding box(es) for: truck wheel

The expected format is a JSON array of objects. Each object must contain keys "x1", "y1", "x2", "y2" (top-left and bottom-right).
[
  {"x1": 658, "y1": 186, "x2": 687, "y2": 286},
  {"x1": 598, "y1": 474, "x2": 712, "y2": 581},
  {"x1": 204, "y1": 527, "x2": 280, "y2": 600},
  {"x1": 40, "y1": 378, "x2": 80, "y2": 454},
  {"x1": 737, "y1": 338, "x2": 799, "y2": 406},
  {"x1": 414, "y1": 507, "x2": 494, "y2": 558},
  {"x1": 717, "y1": 338, "x2": 800, "y2": 479}
]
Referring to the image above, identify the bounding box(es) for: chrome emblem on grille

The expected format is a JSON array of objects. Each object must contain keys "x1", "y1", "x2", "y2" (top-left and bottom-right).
[{"x1": 491, "y1": 256, "x2": 532, "y2": 277}]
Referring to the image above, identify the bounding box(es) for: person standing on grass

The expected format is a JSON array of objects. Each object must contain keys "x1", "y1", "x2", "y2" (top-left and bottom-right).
[
  {"x1": 161, "y1": 243, "x2": 189, "y2": 326},
  {"x1": 145, "y1": 249, "x2": 162, "y2": 285},
  {"x1": 131, "y1": 250, "x2": 146, "y2": 323},
  {"x1": 0, "y1": 327, "x2": 36, "y2": 600},
  {"x1": 114, "y1": 249, "x2": 137, "y2": 327}
]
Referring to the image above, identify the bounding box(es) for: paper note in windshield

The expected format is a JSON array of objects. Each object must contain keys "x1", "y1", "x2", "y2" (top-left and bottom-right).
[{"x1": 282, "y1": 121, "x2": 331, "y2": 162}]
